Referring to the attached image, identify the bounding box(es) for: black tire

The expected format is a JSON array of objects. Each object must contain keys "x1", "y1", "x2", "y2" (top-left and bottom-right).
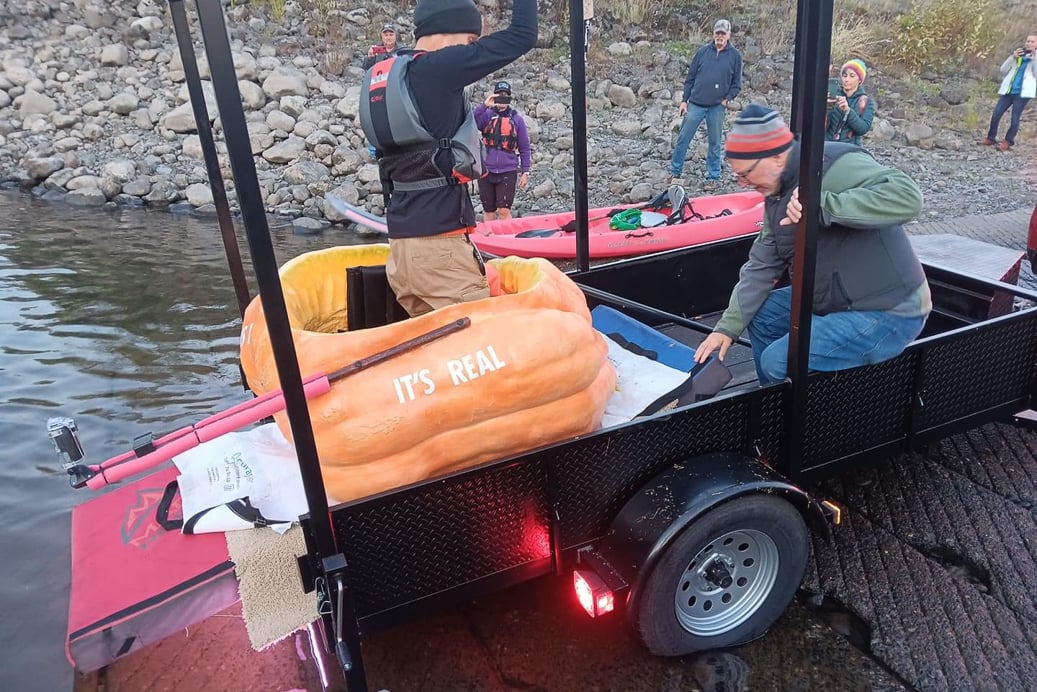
[{"x1": 636, "y1": 494, "x2": 809, "y2": 656}]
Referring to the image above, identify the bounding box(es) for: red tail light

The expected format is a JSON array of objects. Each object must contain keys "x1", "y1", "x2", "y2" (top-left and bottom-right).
[{"x1": 573, "y1": 569, "x2": 615, "y2": 618}]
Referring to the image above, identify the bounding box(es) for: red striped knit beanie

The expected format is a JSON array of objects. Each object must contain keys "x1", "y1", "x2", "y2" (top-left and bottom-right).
[{"x1": 725, "y1": 105, "x2": 795, "y2": 160}]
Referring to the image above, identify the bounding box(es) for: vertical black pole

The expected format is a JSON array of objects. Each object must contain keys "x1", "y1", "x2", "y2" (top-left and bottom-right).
[
  {"x1": 167, "y1": 0, "x2": 252, "y2": 321},
  {"x1": 784, "y1": 0, "x2": 833, "y2": 481},
  {"x1": 570, "y1": 0, "x2": 590, "y2": 272},
  {"x1": 789, "y1": 0, "x2": 809, "y2": 134},
  {"x1": 193, "y1": 2, "x2": 365, "y2": 687}
]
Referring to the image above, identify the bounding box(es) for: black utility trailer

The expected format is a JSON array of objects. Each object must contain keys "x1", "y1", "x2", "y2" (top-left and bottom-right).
[
  {"x1": 163, "y1": 0, "x2": 1037, "y2": 690},
  {"x1": 310, "y1": 234, "x2": 1037, "y2": 688}
]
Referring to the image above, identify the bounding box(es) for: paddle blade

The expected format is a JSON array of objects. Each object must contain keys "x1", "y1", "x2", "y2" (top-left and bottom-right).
[{"x1": 515, "y1": 228, "x2": 561, "y2": 238}]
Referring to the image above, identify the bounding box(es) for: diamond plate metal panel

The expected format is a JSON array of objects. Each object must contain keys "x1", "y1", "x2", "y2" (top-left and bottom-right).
[
  {"x1": 800, "y1": 352, "x2": 918, "y2": 470},
  {"x1": 917, "y1": 315, "x2": 1037, "y2": 431},
  {"x1": 330, "y1": 460, "x2": 550, "y2": 617},
  {"x1": 754, "y1": 389, "x2": 786, "y2": 466},
  {"x1": 550, "y1": 398, "x2": 754, "y2": 548}
]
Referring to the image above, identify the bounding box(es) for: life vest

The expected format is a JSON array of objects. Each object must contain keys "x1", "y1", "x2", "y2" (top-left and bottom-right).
[
  {"x1": 481, "y1": 111, "x2": 519, "y2": 153},
  {"x1": 359, "y1": 52, "x2": 483, "y2": 191}
]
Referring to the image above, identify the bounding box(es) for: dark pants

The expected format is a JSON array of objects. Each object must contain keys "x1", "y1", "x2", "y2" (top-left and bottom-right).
[
  {"x1": 988, "y1": 94, "x2": 1031, "y2": 145},
  {"x1": 477, "y1": 170, "x2": 518, "y2": 213}
]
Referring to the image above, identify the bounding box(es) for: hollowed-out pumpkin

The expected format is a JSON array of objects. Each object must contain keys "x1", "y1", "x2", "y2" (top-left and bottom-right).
[{"x1": 239, "y1": 244, "x2": 616, "y2": 503}]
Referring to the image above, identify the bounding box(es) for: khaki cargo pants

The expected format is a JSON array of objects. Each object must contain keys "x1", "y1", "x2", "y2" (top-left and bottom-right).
[{"x1": 386, "y1": 232, "x2": 490, "y2": 317}]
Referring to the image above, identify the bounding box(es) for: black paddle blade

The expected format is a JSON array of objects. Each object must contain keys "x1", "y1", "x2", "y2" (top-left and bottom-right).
[{"x1": 515, "y1": 228, "x2": 561, "y2": 238}]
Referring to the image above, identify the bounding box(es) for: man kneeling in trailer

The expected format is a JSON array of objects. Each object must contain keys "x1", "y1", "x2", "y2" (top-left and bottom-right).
[{"x1": 693, "y1": 105, "x2": 931, "y2": 384}]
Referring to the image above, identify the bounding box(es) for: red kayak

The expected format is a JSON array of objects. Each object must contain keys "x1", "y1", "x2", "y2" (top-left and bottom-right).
[
  {"x1": 326, "y1": 187, "x2": 764, "y2": 259},
  {"x1": 472, "y1": 190, "x2": 764, "y2": 258}
]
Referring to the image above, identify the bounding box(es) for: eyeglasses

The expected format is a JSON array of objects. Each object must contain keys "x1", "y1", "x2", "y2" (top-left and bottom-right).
[{"x1": 732, "y1": 158, "x2": 762, "y2": 181}]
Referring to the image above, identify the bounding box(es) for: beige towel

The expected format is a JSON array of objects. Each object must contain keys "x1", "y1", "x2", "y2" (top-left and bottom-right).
[{"x1": 225, "y1": 525, "x2": 316, "y2": 650}]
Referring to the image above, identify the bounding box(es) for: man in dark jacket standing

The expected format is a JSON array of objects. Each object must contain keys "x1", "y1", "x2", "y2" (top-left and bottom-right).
[
  {"x1": 670, "y1": 19, "x2": 742, "y2": 190},
  {"x1": 693, "y1": 105, "x2": 930, "y2": 384},
  {"x1": 361, "y1": 24, "x2": 404, "y2": 70},
  {"x1": 361, "y1": 0, "x2": 537, "y2": 317}
]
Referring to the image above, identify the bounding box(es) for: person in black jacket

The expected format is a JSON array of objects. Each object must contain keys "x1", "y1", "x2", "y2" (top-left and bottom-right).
[
  {"x1": 362, "y1": 0, "x2": 537, "y2": 317},
  {"x1": 670, "y1": 19, "x2": 743, "y2": 191},
  {"x1": 361, "y1": 24, "x2": 404, "y2": 70}
]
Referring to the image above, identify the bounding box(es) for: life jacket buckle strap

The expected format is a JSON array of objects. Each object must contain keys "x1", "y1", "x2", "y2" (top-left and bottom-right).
[{"x1": 391, "y1": 177, "x2": 456, "y2": 192}]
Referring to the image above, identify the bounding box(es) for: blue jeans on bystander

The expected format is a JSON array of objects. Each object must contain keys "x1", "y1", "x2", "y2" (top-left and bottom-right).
[
  {"x1": 670, "y1": 103, "x2": 725, "y2": 180},
  {"x1": 746, "y1": 287, "x2": 926, "y2": 385},
  {"x1": 987, "y1": 94, "x2": 1032, "y2": 146}
]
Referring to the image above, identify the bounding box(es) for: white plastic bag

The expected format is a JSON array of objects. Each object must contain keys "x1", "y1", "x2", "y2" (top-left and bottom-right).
[{"x1": 171, "y1": 424, "x2": 309, "y2": 534}]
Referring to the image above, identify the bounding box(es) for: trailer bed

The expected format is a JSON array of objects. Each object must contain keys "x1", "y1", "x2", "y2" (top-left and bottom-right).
[{"x1": 305, "y1": 237, "x2": 1037, "y2": 636}]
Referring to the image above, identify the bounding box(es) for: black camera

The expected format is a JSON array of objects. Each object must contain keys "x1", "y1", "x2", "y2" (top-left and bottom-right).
[{"x1": 494, "y1": 95, "x2": 512, "y2": 104}]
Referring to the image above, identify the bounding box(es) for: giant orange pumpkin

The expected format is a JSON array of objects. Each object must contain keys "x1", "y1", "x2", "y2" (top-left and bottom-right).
[{"x1": 239, "y1": 244, "x2": 616, "y2": 503}]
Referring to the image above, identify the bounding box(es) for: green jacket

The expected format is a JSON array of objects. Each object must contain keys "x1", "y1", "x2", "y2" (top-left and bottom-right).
[
  {"x1": 824, "y1": 88, "x2": 874, "y2": 145},
  {"x1": 714, "y1": 142, "x2": 930, "y2": 340}
]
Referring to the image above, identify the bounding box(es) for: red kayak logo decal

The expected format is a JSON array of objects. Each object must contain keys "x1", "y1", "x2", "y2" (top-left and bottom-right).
[{"x1": 121, "y1": 485, "x2": 178, "y2": 549}]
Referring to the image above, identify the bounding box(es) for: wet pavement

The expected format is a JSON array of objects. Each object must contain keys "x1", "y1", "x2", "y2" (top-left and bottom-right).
[{"x1": 73, "y1": 209, "x2": 1036, "y2": 691}]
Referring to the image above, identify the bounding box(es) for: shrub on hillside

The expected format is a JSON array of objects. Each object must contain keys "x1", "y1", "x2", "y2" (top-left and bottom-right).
[{"x1": 885, "y1": 0, "x2": 995, "y2": 72}]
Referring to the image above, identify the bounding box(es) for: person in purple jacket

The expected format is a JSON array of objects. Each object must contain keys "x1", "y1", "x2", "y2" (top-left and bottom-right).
[{"x1": 474, "y1": 80, "x2": 532, "y2": 221}]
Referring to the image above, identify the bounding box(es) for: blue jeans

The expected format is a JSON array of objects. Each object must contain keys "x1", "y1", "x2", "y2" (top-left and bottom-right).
[
  {"x1": 988, "y1": 94, "x2": 1031, "y2": 145},
  {"x1": 670, "y1": 103, "x2": 725, "y2": 179},
  {"x1": 746, "y1": 287, "x2": 926, "y2": 385}
]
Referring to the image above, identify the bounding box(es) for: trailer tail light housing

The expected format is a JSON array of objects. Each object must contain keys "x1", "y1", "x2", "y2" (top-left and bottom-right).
[{"x1": 573, "y1": 569, "x2": 615, "y2": 618}]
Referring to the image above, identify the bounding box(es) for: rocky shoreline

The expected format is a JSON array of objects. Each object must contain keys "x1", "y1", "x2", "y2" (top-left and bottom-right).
[{"x1": 1, "y1": 0, "x2": 1035, "y2": 234}]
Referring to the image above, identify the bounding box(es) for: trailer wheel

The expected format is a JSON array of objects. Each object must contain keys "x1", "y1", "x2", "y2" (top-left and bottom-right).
[{"x1": 636, "y1": 494, "x2": 809, "y2": 656}]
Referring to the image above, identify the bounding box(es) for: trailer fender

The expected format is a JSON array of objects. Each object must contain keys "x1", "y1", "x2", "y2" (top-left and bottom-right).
[{"x1": 591, "y1": 451, "x2": 828, "y2": 616}]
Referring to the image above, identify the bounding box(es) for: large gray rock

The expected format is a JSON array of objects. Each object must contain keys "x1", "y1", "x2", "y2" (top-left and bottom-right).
[
  {"x1": 283, "y1": 160, "x2": 330, "y2": 185},
  {"x1": 185, "y1": 182, "x2": 214, "y2": 207},
  {"x1": 262, "y1": 68, "x2": 309, "y2": 98},
  {"x1": 160, "y1": 103, "x2": 202, "y2": 133},
  {"x1": 607, "y1": 85, "x2": 638, "y2": 109},
  {"x1": 18, "y1": 90, "x2": 58, "y2": 118},
  {"x1": 102, "y1": 159, "x2": 137, "y2": 183},
  {"x1": 122, "y1": 178, "x2": 152, "y2": 196},
  {"x1": 323, "y1": 184, "x2": 361, "y2": 222},
  {"x1": 108, "y1": 92, "x2": 139, "y2": 115},
  {"x1": 535, "y1": 100, "x2": 566, "y2": 120},
  {"x1": 100, "y1": 45, "x2": 129, "y2": 66},
  {"x1": 66, "y1": 188, "x2": 108, "y2": 206},
  {"x1": 262, "y1": 136, "x2": 306, "y2": 163},
  {"x1": 335, "y1": 86, "x2": 361, "y2": 120},
  {"x1": 905, "y1": 123, "x2": 935, "y2": 148},
  {"x1": 239, "y1": 81, "x2": 267, "y2": 110},
  {"x1": 24, "y1": 157, "x2": 65, "y2": 181}
]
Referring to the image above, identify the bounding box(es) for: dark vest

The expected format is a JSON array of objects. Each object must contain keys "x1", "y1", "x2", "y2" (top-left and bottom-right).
[
  {"x1": 765, "y1": 142, "x2": 926, "y2": 315},
  {"x1": 359, "y1": 53, "x2": 483, "y2": 193}
]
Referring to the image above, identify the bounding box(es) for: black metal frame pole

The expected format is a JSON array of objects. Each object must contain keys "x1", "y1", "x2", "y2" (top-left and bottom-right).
[
  {"x1": 789, "y1": 0, "x2": 808, "y2": 134},
  {"x1": 191, "y1": 1, "x2": 366, "y2": 689},
  {"x1": 570, "y1": 0, "x2": 590, "y2": 272},
  {"x1": 167, "y1": 0, "x2": 251, "y2": 321},
  {"x1": 784, "y1": 0, "x2": 833, "y2": 481}
]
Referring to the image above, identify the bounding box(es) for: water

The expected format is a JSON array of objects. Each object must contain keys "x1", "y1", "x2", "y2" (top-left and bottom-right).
[{"x1": 0, "y1": 191, "x2": 371, "y2": 691}]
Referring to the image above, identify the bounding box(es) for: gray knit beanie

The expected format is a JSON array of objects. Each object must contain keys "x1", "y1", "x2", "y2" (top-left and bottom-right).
[{"x1": 414, "y1": 0, "x2": 483, "y2": 39}]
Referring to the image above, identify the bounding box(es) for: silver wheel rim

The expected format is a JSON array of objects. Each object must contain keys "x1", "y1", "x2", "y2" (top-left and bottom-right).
[{"x1": 673, "y1": 528, "x2": 780, "y2": 636}]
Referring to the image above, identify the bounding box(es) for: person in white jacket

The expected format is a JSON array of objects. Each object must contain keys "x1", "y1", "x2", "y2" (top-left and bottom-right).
[{"x1": 980, "y1": 34, "x2": 1037, "y2": 151}]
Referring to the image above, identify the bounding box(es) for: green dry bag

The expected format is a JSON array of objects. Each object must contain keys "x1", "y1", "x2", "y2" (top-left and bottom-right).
[{"x1": 609, "y1": 208, "x2": 641, "y2": 231}]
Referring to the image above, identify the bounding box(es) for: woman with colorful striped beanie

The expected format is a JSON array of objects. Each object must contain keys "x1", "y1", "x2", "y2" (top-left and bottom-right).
[{"x1": 825, "y1": 59, "x2": 875, "y2": 145}]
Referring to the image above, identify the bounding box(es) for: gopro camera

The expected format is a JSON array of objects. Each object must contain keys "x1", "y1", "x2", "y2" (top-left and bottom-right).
[
  {"x1": 48, "y1": 416, "x2": 84, "y2": 468},
  {"x1": 47, "y1": 416, "x2": 97, "y2": 488}
]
